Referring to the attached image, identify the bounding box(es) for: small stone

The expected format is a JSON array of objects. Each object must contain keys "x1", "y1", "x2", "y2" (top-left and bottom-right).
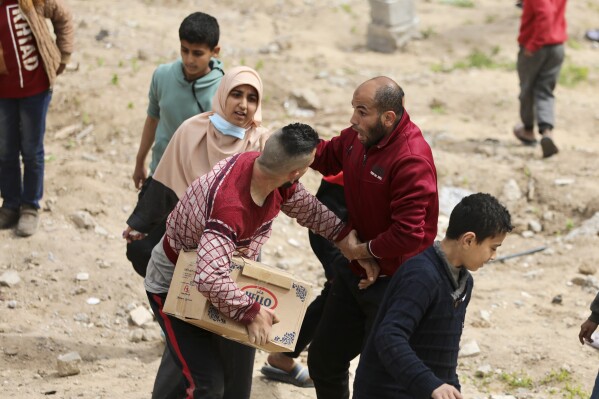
[
  {"x1": 57, "y1": 352, "x2": 82, "y2": 377},
  {"x1": 502, "y1": 179, "x2": 522, "y2": 202},
  {"x1": 76, "y1": 272, "x2": 89, "y2": 281},
  {"x1": 475, "y1": 364, "x2": 492, "y2": 377},
  {"x1": 459, "y1": 339, "x2": 480, "y2": 357},
  {"x1": 130, "y1": 306, "x2": 154, "y2": 327},
  {"x1": 290, "y1": 88, "x2": 321, "y2": 110},
  {"x1": 70, "y1": 211, "x2": 96, "y2": 229},
  {"x1": 86, "y1": 297, "x2": 100, "y2": 305},
  {"x1": 0, "y1": 271, "x2": 21, "y2": 287},
  {"x1": 551, "y1": 295, "x2": 563, "y2": 305},
  {"x1": 571, "y1": 276, "x2": 588, "y2": 286},
  {"x1": 129, "y1": 328, "x2": 144, "y2": 343},
  {"x1": 480, "y1": 310, "x2": 491, "y2": 321},
  {"x1": 554, "y1": 178, "x2": 575, "y2": 186},
  {"x1": 4, "y1": 347, "x2": 18, "y2": 356},
  {"x1": 528, "y1": 220, "x2": 542, "y2": 233},
  {"x1": 521, "y1": 230, "x2": 535, "y2": 238},
  {"x1": 7, "y1": 300, "x2": 17, "y2": 309},
  {"x1": 142, "y1": 329, "x2": 162, "y2": 342},
  {"x1": 74, "y1": 313, "x2": 90, "y2": 323},
  {"x1": 579, "y1": 264, "x2": 597, "y2": 276}
]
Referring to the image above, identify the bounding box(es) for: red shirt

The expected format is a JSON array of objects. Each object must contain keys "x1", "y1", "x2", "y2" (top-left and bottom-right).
[
  {"x1": 311, "y1": 110, "x2": 439, "y2": 277},
  {"x1": 163, "y1": 152, "x2": 348, "y2": 324},
  {"x1": 518, "y1": 0, "x2": 568, "y2": 52},
  {"x1": 0, "y1": 0, "x2": 50, "y2": 98}
]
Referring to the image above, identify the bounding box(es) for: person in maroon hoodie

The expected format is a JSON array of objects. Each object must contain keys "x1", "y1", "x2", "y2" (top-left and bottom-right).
[
  {"x1": 512, "y1": 0, "x2": 567, "y2": 158},
  {"x1": 307, "y1": 76, "x2": 439, "y2": 399},
  {"x1": 0, "y1": 0, "x2": 74, "y2": 236}
]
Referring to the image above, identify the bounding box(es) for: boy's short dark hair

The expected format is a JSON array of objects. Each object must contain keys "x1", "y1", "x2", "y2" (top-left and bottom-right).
[
  {"x1": 179, "y1": 12, "x2": 219, "y2": 49},
  {"x1": 445, "y1": 193, "x2": 513, "y2": 242}
]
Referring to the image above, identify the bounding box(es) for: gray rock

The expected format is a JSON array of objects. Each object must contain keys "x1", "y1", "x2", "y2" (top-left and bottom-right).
[
  {"x1": 7, "y1": 300, "x2": 17, "y2": 309},
  {"x1": 70, "y1": 211, "x2": 96, "y2": 229},
  {"x1": 142, "y1": 329, "x2": 162, "y2": 342},
  {"x1": 57, "y1": 352, "x2": 82, "y2": 377},
  {"x1": 439, "y1": 186, "x2": 473, "y2": 217},
  {"x1": 129, "y1": 328, "x2": 144, "y2": 343},
  {"x1": 459, "y1": 339, "x2": 480, "y2": 357},
  {"x1": 528, "y1": 220, "x2": 543, "y2": 233},
  {"x1": 503, "y1": 179, "x2": 522, "y2": 202},
  {"x1": 130, "y1": 306, "x2": 154, "y2": 327},
  {"x1": 74, "y1": 313, "x2": 90, "y2": 323},
  {"x1": 554, "y1": 178, "x2": 575, "y2": 186},
  {"x1": 475, "y1": 364, "x2": 492, "y2": 377},
  {"x1": 521, "y1": 230, "x2": 535, "y2": 238},
  {"x1": 566, "y1": 212, "x2": 599, "y2": 240},
  {"x1": 0, "y1": 271, "x2": 21, "y2": 287},
  {"x1": 290, "y1": 88, "x2": 321, "y2": 110},
  {"x1": 76, "y1": 272, "x2": 89, "y2": 281}
]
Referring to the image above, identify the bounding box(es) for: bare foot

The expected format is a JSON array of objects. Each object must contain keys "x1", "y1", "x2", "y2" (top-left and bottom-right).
[{"x1": 267, "y1": 352, "x2": 296, "y2": 373}]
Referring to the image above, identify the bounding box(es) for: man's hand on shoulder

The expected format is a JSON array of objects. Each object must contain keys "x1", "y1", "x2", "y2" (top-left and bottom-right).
[{"x1": 431, "y1": 384, "x2": 463, "y2": 399}]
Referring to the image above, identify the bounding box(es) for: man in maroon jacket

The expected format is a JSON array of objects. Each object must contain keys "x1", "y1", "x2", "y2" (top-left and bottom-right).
[
  {"x1": 512, "y1": 0, "x2": 567, "y2": 158},
  {"x1": 307, "y1": 76, "x2": 439, "y2": 399}
]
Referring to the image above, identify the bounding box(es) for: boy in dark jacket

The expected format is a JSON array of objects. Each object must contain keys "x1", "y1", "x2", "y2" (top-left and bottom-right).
[
  {"x1": 353, "y1": 193, "x2": 512, "y2": 399},
  {"x1": 578, "y1": 291, "x2": 599, "y2": 399}
]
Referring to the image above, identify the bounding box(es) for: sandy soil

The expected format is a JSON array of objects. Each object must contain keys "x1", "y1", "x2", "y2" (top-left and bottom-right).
[{"x1": 2, "y1": 0, "x2": 599, "y2": 398}]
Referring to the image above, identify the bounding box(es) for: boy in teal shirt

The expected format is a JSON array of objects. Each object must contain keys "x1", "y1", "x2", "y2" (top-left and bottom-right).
[{"x1": 132, "y1": 12, "x2": 224, "y2": 189}]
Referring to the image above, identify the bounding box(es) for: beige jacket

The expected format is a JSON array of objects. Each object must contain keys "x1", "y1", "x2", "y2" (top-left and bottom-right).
[{"x1": 0, "y1": 0, "x2": 74, "y2": 87}]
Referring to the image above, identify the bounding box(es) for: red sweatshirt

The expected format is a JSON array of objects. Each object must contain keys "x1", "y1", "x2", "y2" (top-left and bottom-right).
[
  {"x1": 518, "y1": 0, "x2": 567, "y2": 53},
  {"x1": 311, "y1": 111, "x2": 439, "y2": 277},
  {"x1": 0, "y1": 0, "x2": 50, "y2": 98}
]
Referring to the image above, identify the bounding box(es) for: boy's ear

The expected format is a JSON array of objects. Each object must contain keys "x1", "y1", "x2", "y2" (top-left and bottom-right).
[
  {"x1": 460, "y1": 232, "x2": 476, "y2": 247},
  {"x1": 212, "y1": 45, "x2": 221, "y2": 57}
]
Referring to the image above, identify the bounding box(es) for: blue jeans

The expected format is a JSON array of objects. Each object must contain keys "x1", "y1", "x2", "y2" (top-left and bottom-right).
[
  {"x1": 591, "y1": 371, "x2": 599, "y2": 399},
  {"x1": 0, "y1": 90, "x2": 52, "y2": 210}
]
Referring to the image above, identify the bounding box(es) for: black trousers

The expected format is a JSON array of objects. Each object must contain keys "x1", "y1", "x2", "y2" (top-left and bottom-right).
[
  {"x1": 307, "y1": 266, "x2": 390, "y2": 399},
  {"x1": 147, "y1": 292, "x2": 255, "y2": 399}
]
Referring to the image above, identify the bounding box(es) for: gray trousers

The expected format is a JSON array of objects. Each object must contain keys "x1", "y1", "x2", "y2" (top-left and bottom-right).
[{"x1": 517, "y1": 44, "x2": 565, "y2": 133}]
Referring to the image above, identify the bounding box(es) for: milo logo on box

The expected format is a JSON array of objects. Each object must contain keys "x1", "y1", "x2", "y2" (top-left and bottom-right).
[{"x1": 242, "y1": 285, "x2": 278, "y2": 309}]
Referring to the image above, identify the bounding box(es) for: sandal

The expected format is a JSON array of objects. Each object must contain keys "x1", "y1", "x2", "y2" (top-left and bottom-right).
[{"x1": 260, "y1": 363, "x2": 314, "y2": 388}]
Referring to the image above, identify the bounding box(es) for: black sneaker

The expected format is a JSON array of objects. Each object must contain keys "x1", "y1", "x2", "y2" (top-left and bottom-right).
[{"x1": 0, "y1": 207, "x2": 19, "y2": 229}]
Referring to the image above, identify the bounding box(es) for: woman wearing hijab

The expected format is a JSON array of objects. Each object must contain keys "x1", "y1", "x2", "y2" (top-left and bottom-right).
[
  {"x1": 122, "y1": 66, "x2": 270, "y2": 399},
  {"x1": 124, "y1": 66, "x2": 270, "y2": 276}
]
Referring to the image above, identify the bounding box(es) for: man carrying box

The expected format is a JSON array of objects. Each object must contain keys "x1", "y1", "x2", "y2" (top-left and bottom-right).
[{"x1": 144, "y1": 123, "x2": 372, "y2": 399}]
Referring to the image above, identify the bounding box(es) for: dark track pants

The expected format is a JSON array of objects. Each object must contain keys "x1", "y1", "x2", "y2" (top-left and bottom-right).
[{"x1": 148, "y1": 292, "x2": 255, "y2": 399}]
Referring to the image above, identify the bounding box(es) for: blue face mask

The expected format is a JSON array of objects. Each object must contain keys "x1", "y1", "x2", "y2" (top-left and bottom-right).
[{"x1": 209, "y1": 114, "x2": 246, "y2": 140}]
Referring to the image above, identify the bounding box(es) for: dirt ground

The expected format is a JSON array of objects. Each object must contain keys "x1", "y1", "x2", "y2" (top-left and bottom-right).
[{"x1": 2, "y1": 0, "x2": 599, "y2": 398}]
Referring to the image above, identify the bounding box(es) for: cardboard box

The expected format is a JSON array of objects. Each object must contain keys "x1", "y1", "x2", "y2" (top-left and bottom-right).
[{"x1": 163, "y1": 250, "x2": 313, "y2": 352}]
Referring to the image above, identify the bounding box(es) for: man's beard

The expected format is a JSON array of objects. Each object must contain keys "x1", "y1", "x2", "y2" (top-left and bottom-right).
[{"x1": 364, "y1": 119, "x2": 387, "y2": 148}]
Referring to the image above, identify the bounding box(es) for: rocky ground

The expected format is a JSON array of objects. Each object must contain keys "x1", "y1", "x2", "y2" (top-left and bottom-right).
[{"x1": 2, "y1": 0, "x2": 599, "y2": 398}]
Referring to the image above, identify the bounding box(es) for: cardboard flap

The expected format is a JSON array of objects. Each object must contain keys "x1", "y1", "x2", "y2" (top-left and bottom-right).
[{"x1": 233, "y1": 257, "x2": 293, "y2": 290}]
